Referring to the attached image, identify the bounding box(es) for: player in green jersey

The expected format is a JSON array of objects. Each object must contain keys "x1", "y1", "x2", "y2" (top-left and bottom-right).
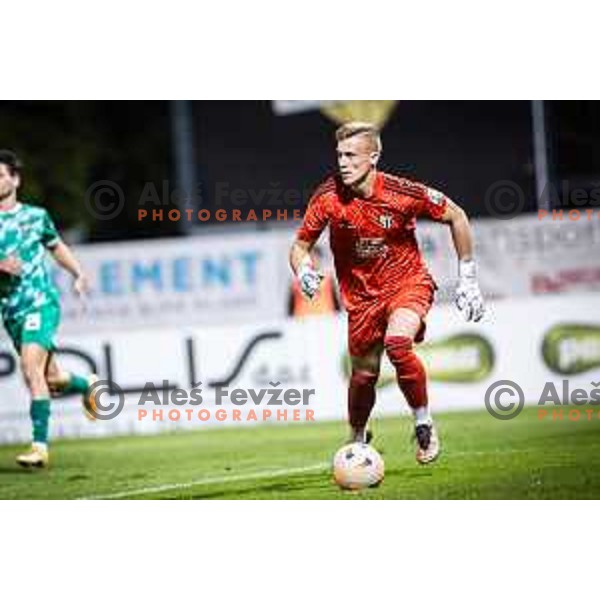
[{"x1": 0, "y1": 150, "x2": 99, "y2": 468}]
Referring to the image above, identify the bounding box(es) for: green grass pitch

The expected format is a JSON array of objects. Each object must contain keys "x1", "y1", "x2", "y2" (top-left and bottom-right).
[{"x1": 1, "y1": 406, "x2": 599, "y2": 499}]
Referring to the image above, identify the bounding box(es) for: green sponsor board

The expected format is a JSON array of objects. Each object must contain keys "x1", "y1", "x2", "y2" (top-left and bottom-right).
[
  {"x1": 542, "y1": 324, "x2": 600, "y2": 375},
  {"x1": 341, "y1": 333, "x2": 495, "y2": 385}
]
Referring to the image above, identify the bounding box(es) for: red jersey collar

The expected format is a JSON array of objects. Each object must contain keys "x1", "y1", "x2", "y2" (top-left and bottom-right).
[{"x1": 340, "y1": 171, "x2": 383, "y2": 201}]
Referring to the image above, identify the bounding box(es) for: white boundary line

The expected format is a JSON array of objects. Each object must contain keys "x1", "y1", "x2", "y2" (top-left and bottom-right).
[
  {"x1": 76, "y1": 448, "x2": 546, "y2": 500},
  {"x1": 78, "y1": 462, "x2": 330, "y2": 500}
]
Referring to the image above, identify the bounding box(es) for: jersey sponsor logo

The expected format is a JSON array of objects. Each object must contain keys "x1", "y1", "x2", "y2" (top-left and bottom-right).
[
  {"x1": 338, "y1": 219, "x2": 356, "y2": 229},
  {"x1": 355, "y1": 238, "x2": 387, "y2": 260},
  {"x1": 24, "y1": 313, "x2": 41, "y2": 331}
]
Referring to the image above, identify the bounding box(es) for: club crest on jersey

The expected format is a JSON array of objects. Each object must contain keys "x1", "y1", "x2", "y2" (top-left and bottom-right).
[{"x1": 378, "y1": 214, "x2": 393, "y2": 229}]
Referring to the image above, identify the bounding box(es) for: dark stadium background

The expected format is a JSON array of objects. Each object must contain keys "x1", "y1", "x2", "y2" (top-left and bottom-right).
[{"x1": 1, "y1": 100, "x2": 598, "y2": 241}]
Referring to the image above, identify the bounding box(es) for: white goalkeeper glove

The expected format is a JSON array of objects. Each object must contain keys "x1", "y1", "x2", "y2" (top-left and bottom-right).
[
  {"x1": 455, "y1": 259, "x2": 485, "y2": 322},
  {"x1": 297, "y1": 256, "x2": 323, "y2": 300}
]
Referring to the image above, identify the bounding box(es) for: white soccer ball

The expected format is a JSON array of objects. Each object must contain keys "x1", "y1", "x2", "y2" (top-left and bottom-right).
[{"x1": 332, "y1": 443, "x2": 384, "y2": 490}]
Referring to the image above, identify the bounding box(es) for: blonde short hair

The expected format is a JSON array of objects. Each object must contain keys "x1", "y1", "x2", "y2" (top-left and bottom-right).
[{"x1": 335, "y1": 121, "x2": 382, "y2": 153}]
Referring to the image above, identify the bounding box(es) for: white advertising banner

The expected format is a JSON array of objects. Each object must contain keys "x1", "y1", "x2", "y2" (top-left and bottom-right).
[
  {"x1": 417, "y1": 213, "x2": 600, "y2": 303},
  {"x1": 51, "y1": 231, "x2": 294, "y2": 333},
  {"x1": 1, "y1": 293, "x2": 599, "y2": 445}
]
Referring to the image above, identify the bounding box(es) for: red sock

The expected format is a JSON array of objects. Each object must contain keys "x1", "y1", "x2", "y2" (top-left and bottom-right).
[
  {"x1": 348, "y1": 370, "x2": 378, "y2": 432},
  {"x1": 384, "y1": 336, "x2": 428, "y2": 410}
]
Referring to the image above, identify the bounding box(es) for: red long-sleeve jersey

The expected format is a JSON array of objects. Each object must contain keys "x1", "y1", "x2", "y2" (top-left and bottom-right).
[{"x1": 296, "y1": 171, "x2": 448, "y2": 311}]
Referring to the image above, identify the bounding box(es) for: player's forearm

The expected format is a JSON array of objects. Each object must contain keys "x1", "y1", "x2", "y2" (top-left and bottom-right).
[
  {"x1": 289, "y1": 239, "x2": 314, "y2": 275},
  {"x1": 290, "y1": 238, "x2": 323, "y2": 300},
  {"x1": 447, "y1": 205, "x2": 474, "y2": 262},
  {"x1": 449, "y1": 207, "x2": 485, "y2": 321},
  {"x1": 50, "y1": 241, "x2": 85, "y2": 278}
]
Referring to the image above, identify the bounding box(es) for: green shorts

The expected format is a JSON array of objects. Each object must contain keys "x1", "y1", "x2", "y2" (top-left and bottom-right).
[{"x1": 2, "y1": 300, "x2": 61, "y2": 353}]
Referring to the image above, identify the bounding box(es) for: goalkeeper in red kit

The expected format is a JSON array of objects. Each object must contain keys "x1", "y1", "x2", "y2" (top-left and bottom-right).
[{"x1": 290, "y1": 122, "x2": 485, "y2": 464}]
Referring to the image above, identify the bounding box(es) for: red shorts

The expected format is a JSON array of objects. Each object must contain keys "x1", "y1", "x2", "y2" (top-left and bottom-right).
[{"x1": 347, "y1": 281, "x2": 436, "y2": 358}]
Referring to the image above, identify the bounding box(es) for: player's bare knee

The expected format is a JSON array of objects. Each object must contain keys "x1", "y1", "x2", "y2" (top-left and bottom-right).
[
  {"x1": 45, "y1": 373, "x2": 59, "y2": 388},
  {"x1": 351, "y1": 358, "x2": 380, "y2": 379},
  {"x1": 46, "y1": 373, "x2": 66, "y2": 393},
  {"x1": 350, "y1": 369, "x2": 379, "y2": 389},
  {"x1": 20, "y1": 359, "x2": 47, "y2": 390},
  {"x1": 387, "y1": 308, "x2": 420, "y2": 339},
  {"x1": 45, "y1": 367, "x2": 67, "y2": 387},
  {"x1": 350, "y1": 357, "x2": 380, "y2": 387},
  {"x1": 351, "y1": 347, "x2": 383, "y2": 376},
  {"x1": 45, "y1": 361, "x2": 59, "y2": 380}
]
